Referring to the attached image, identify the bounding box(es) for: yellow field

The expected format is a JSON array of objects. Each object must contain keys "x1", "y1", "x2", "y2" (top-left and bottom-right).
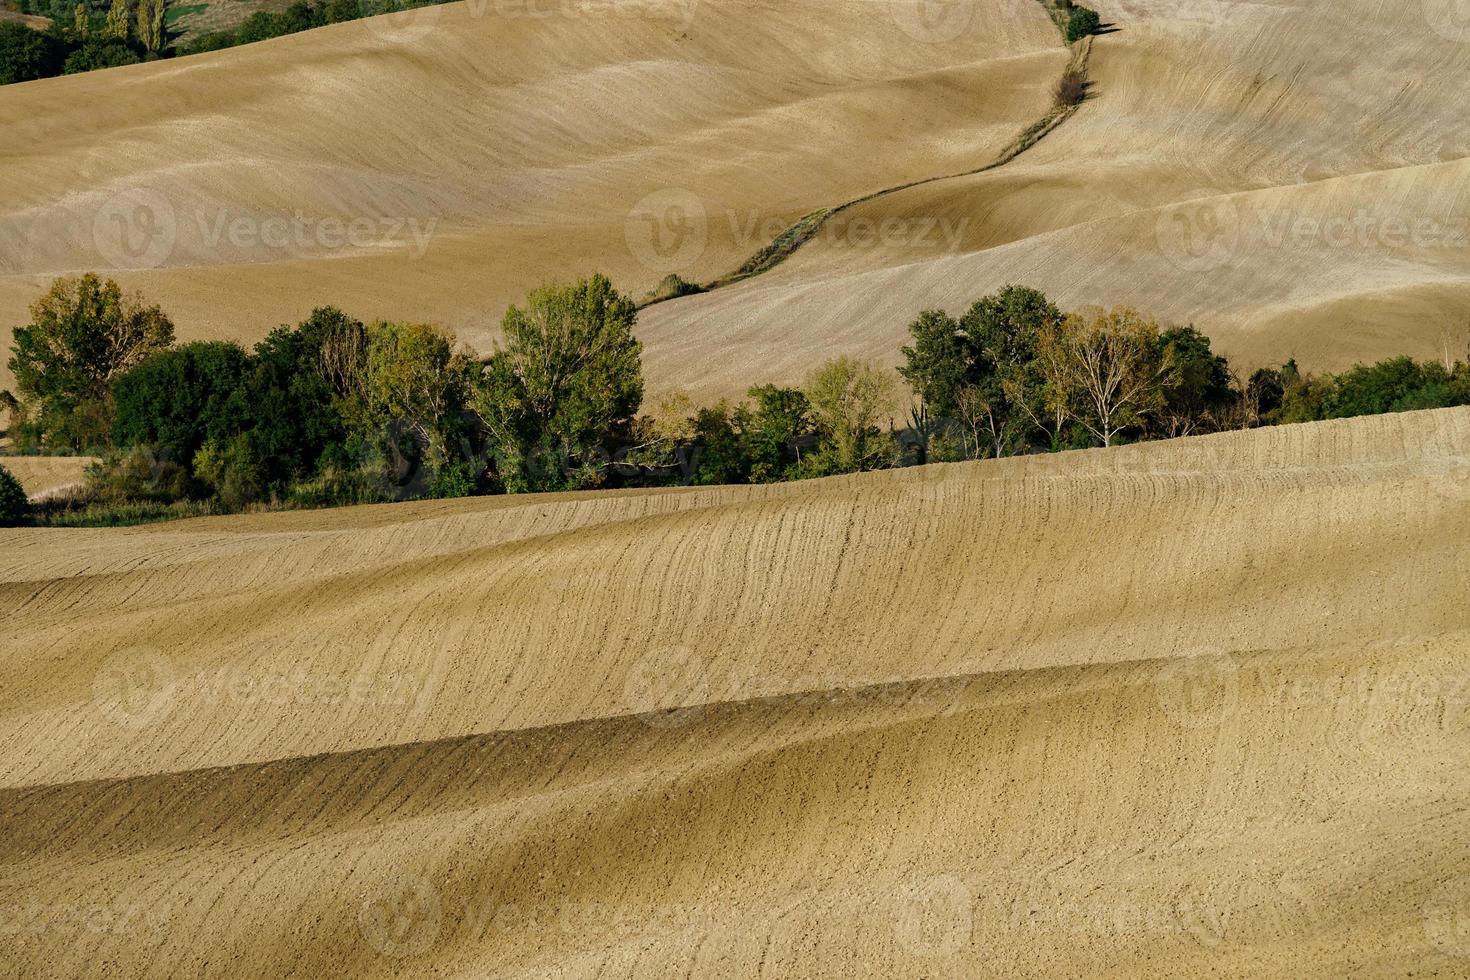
[{"x1": 2, "y1": 406, "x2": 1468, "y2": 976}]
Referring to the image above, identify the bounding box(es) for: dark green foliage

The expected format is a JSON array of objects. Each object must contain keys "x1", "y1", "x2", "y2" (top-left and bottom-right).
[
  {"x1": 744, "y1": 384, "x2": 813, "y2": 481},
  {"x1": 241, "y1": 308, "x2": 354, "y2": 490},
  {"x1": 179, "y1": 29, "x2": 236, "y2": 53},
  {"x1": 899, "y1": 310, "x2": 967, "y2": 418},
  {"x1": 687, "y1": 404, "x2": 751, "y2": 485},
  {"x1": 1065, "y1": 6, "x2": 1100, "y2": 41},
  {"x1": 112, "y1": 341, "x2": 252, "y2": 470},
  {"x1": 62, "y1": 36, "x2": 140, "y2": 73},
  {"x1": 899, "y1": 285, "x2": 1064, "y2": 459},
  {"x1": 0, "y1": 462, "x2": 28, "y2": 526},
  {"x1": 1154, "y1": 325, "x2": 1234, "y2": 436},
  {"x1": 1321, "y1": 357, "x2": 1469, "y2": 417},
  {"x1": 0, "y1": 21, "x2": 63, "y2": 84}
]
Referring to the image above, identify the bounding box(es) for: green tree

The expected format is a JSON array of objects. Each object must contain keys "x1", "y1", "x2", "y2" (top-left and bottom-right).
[
  {"x1": 194, "y1": 432, "x2": 266, "y2": 510},
  {"x1": 112, "y1": 341, "x2": 252, "y2": 471},
  {"x1": 1065, "y1": 6, "x2": 1099, "y2": 42},
  {"x1": 103, "y1": 0, "x2": 131, "y2": 39},
  {"x1": 242, "y1": 307, "x2": 354, "y2": 489},
  {"x1": 476, "y1": 274, "x2": 643, "y2": 492},
  {"x1": 0, "y1": 461, "x2": 28, "y2": 526},
  {"x1": 1320, "y1": 356, "x2": 1466, "y2": 418},
  {"x1": 0, "y1": 21, "x2": 65, "y2": 84},
  {"x1": 745, "y1": 384, "x2": 813, "y2": 481},
  {"x1": 1154, "y1": 325, "x2": 1234, "y2": 437},
  {"x1": 363, "y1": 320, "x2": 477, "y2": 475},
  {"x1": 8, "y1": 274, "x2": 174, "y2": 450},
  {"x1": 804, "y1": 356, "x2": 898, "y2": 474},
  {"x1": 134, "y1": 0, "x2": 162, "y2": 52},
  {"x1": 899, "y1": 310, "x2": 968, "y2": 419},
  {"x1": 962, "y1": 285, "x2": 1062, "y2": 457}
]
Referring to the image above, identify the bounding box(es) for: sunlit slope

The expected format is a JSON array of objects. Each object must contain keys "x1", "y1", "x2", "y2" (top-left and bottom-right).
[
  {"x1": 0, "y1": 455, "x2": 89, "y2": 499},
  {"x1": 0, "y1": 0, "x2": 1064, "y2": 391},
  {"x1": 0, "y1": 408, "x2": 1467, "y2": 977},
  {"x1": 640, "y1": 0, "x2": 1470, "y2": 398},
  {"x1": 0, "y1": 406, "x2": 1464, "y2": 788}
]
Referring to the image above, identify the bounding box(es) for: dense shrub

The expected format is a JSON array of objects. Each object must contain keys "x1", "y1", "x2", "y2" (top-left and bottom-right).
[
  {"x1": 0, "y1": 461, "x2": 28, "y2": 526},
  {"x1": 112, "y1": 341, "x2": 252, "y2": 470},
  {"x1": 1065, "y1": 6, "x2": 1100, "y2": 41},
  {"x1": 62, "y1": 37, "x2": 140, "y2": 73},
  {"x1": 1053, "y1": 66, "x2": 1088, "y2": 107},
  {"x1": 0, "y1": 20, "x2": 63, "y2": 84}
]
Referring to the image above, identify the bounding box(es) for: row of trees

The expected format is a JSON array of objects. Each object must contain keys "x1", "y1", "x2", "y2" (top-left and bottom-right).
[
  {"x1": 3, "y1": 274, "x2": 1468, "y2": 525},
  {"x1": 1, "y1": 0, "x2": 444, "y2": 85},
  {"x1": 0, "y1": 0, "x2": 161, "y2": 85}
]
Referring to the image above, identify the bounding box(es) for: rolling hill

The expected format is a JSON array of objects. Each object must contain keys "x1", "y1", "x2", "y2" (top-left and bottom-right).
[
  {"x1": 5, "y1": 0, "x2": 1467, "y2": 401},
  {"x1": 1, "y1": 406, "x2": 1467, "y2": 976}
]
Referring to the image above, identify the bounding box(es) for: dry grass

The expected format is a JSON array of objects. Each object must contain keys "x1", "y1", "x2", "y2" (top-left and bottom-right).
[{"x1": 0, "y1": 408, "x2": 1468, "y2": 975}]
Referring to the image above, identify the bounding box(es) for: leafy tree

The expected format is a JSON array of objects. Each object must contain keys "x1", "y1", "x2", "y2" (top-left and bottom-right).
[
  {"x1": 63, "y1": 36, "x2": 140, "y2": 72},
  {"x1": 0, "y1": 462, "x2": 28, "y2": 526},
  {"x1": 745, "y1": 384, "x2": 812, "y2": 481},
  {"x1": 1320, "y1": 356, "x2": 1467, "y2": 418},
  {"x1": 134, "y1": 0, "x2": 162, "y2": 52},
  {"x1": 103, "y1": 0, "x2": 130, "y2": 39},
  {"x1": 962, "y1": 285, "x2": 1062, "y2": 457},
  {"x1": 477, "y1": 274, "x2": 643, "y2": 492},
  {"x1": 899, "y1": 310, "x2": 968, "y2": 419},
  {"x1": 688, "y1": 402, "x2": 751, "y2": 486},
  {"x1": 111, "y1": 341, "x2": 251, "y2": 469},
  {"x1": 1065, "y1": 6, "x2": 1099, "y2": 42},
  {"x1": 242, "y1": 307, "x2": 354, "y2": 489},
  {"x1": 363, "y1": 320, "x2": 477, "y2": 475},
  {"x1": 8, "y1": 274, "x2": 174, "y2": 450},
  {"x1": 804, "y1": 356, "x2": 898, "y2": 473},
  {"x1": 1046, "y1": 307, "x2": 1168, "y2": 447},
  {"x1": 1154, "y1": 325, "x2": 1234, "y2": 437},
  {"x1": 0, "y1": 21, "x2": 64, "y2": 84},
  {"x1": 193, "y1": 432, "x2": 266, "y2": 510}
]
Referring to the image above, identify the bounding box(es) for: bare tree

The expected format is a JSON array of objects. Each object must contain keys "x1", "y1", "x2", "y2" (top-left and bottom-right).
[{"x1": 1051, "y1": 307, "x2": 1169, "y2": 447}]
